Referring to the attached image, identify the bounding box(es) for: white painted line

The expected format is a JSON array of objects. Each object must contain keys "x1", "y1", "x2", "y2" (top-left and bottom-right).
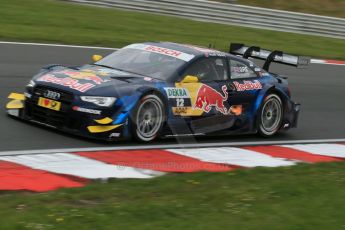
[
  {"x1": 0, "y1": 153, "x2": 161, "y2": 179},
  {"x1": 168, "y1": 147, "x2": 295, "y2": 167},
  {"x1": 0, "y1": 41, "x2": 116, "y2": 50},
  {"x1": 1, "y1": 139, "x2": 344, "y2": 157},
  {"x1": 282, "y1": 144, "x2": 345, "y2": 158},
  {"x1": 310, "y1": 59, "x2": 326, "y2": 64}
]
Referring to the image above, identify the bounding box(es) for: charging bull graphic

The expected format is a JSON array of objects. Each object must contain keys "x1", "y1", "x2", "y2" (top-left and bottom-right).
[
  {"x1": 57, "y1": 70, "x2": 109, "y2": 85},
  {"x1": 194, "y1": 84, "x2": 228, "y2": 115}
]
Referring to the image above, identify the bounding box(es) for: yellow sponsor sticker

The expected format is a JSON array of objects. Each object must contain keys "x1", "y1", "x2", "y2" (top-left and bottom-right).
[
  {"x1": 38, "y1": 97, "x2": 61, "y2": 111},
  {"x1": 172, "y1": 107, "x2": 197, "y2": 116}
]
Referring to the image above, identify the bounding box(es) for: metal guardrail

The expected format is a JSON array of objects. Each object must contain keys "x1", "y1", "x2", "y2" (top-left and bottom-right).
[{"x1": 64, "y1": 0, "x2": 345, "y2": 39}]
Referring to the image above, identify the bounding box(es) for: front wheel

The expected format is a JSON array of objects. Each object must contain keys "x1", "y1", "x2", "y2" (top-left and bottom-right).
[
  {"x1": 132, "y1": 94, "x2": 165, "y2": 142},
  {"x1": 258, "y1": 94, "x2": 283, "y2": 137}
]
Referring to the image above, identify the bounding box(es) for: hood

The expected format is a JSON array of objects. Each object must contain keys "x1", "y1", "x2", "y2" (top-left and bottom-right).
[{"x1": 33, "y1": 65, "x2": 157, "y2": 95}]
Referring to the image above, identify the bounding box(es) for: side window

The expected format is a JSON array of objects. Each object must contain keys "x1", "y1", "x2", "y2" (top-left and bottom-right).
[
  {"x1": 229, "y1": 59, "x2": 257, "y2": 79},
  {"x1": 182, "y1": 57, "x2": 227, "y2": 82}
]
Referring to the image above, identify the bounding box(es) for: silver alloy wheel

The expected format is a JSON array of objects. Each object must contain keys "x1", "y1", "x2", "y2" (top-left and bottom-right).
[
  {"x1": 259, "y1": 94, "x2": 283, "y2": 136},
  {"x1": 135, "y1": 95, "x2": 164, "y2": 142}
]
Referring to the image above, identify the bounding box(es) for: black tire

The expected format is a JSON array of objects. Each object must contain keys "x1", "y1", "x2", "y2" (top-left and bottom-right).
[
  {"x1": 132, "y1": 94, "x2": 165, "y2": 142},
  {"x1": 257, "y1": 94, "x2": 283, "y2": 137}
]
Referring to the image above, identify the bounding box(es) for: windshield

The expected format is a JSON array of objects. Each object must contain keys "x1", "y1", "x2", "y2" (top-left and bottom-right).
[{"x1": 96, "y1": 47, "x2": 188, "y2": 80}]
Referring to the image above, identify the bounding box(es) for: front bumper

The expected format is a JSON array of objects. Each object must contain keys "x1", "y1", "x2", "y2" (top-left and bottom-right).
[{"x1": 6, "y1": 92, "x2": 128, "y2": 141}]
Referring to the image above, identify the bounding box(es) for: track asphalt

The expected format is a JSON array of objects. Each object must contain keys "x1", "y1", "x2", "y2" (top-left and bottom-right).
[{"x1": 1, "y1": 43, "x2": 344, "y2": 151}]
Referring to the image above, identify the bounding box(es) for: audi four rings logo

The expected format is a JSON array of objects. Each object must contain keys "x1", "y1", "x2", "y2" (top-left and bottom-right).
[{"x1": 44, "y1": 90, "x2": 61, "y2": 100}]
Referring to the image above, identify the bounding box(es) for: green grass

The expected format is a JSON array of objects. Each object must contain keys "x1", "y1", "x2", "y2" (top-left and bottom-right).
[
  {"x1": 1, "y1": 162, "x2": 344, "y2": 229},
  {"x1": 0, "y1": 0, "x2": 345, "y2": 59}
]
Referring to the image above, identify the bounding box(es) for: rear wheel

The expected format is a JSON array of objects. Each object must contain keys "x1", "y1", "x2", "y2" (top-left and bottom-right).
[
  {"x1": 132, "y1": 94, "x2": 165, "y2": 142},
  {"x1": 258, "y1": 94, "x2": 283, "y2": 137}
]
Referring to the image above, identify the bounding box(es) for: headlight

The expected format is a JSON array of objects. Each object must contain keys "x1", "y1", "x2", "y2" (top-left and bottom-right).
[
  {"x1": 80, "y1": 96, "x2": 116, "y2": 107},
  {"x1": 27, "y1": 80, "x2": 36, "y2": 88}
]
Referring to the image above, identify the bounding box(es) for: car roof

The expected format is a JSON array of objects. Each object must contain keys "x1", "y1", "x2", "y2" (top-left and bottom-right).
[{"x1": 127, "y1": 42, "x2": 254, "y2": 65}]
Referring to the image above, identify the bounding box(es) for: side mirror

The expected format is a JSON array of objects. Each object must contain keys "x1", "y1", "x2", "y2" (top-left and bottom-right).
[
  {"x1": 92, "y1": 54, "x2": 103, "y2": 62},
  {"x1": 181, "y1": 75, "x2": 199, "y2": 83}
]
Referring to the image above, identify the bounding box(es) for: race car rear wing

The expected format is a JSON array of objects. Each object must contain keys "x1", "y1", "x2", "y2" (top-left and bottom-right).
[{"x1": 229, "y1": 43, "x2": 310, "y2": 71}]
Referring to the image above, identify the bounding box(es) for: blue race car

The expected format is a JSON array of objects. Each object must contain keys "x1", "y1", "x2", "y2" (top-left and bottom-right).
[{"x1": 6, "y1": 42, "x2": 308, "y2": 142}]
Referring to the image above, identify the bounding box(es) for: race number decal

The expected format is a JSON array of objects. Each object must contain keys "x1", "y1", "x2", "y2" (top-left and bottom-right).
[
  {"x1": 164, "y1": 87, "x2": 192, "y2": 115},
  {"x1": 176, "y1": 98, "x2": 184, "y2": 107}
]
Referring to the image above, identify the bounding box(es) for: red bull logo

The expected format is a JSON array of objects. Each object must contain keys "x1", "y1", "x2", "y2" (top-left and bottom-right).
[
  {"x1": 57, "y1": 70, "x2": 107, "y2": 85},
  {"x1": 37, "y1": 74, "x2": 95, "y2": 92},
  {"x1": 194, "y1": 84, "x2": 228, "y2": 115},
  {"x1": 233, "y1": 80, "x2": 262, "y2": 91}
]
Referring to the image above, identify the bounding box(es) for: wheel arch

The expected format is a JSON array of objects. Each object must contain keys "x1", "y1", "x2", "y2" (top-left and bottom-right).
[
  {"x1": 130, "y1": 87, "x2": 167, "y2": 142},
  {"x1": 254, "y1": 86, "x2": 288, "y2": 113},
  {"x1": 253, "y1": 85, "x2": 289, "y2": 131},
  {"x1": 136, "y1": 86, "x2": 168, "y2": 115}
]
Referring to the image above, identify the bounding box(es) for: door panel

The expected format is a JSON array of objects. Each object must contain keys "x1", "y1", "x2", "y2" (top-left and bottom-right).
[
  {"x1": 170, "y1": 56, "x2": 230, "y2": 118},
  {"x1": 166, "y1": 56, "x2": 265, "y2": 134},
  {"x1": 173, "y1": 81, "x2": 230, "y2": 116}
]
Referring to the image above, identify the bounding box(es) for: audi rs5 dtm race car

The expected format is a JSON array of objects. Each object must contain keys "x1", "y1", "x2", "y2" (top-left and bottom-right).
[{"x1": 6, "y1": 42, "x2": 309, "y2": 142}]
